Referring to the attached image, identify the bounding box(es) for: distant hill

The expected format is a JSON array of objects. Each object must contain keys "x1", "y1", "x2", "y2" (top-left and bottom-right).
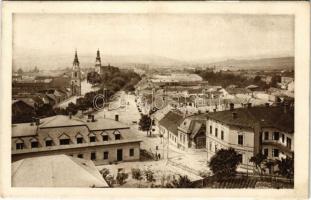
[
  {"x1": 13, "y1": 51, "x2": 294, "y2": 72},
  {"x1": 207, "y1": 57, "x2": 294, "y2": 71}
]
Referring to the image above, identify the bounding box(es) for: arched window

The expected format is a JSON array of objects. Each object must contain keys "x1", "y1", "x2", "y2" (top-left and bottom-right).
[
  {"x1": 59, "y1": 133, "x2": 71, "y2": 145},
  {"x1": 30, "y1": 137, "x2": 39, "y2": 148}
]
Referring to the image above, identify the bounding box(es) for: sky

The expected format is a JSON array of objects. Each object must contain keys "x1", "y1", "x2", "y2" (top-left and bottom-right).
[{"x1": 13, "y1": 14, "x2": 294, "y2": 67}]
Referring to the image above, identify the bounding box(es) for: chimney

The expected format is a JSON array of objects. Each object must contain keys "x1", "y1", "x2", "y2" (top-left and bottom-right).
[
  {"x1": 229, "y1": 103, "x2": 234, "y2": 111},
  {"x1": 232, "y1": 112, "x2": 237, "y2": 119},
  {"x1": 265, "y1": 103, "x2": 269, "y2": 107},
  {"x1": 115, "y1": 114, "x2": 119, "y2": 121}
]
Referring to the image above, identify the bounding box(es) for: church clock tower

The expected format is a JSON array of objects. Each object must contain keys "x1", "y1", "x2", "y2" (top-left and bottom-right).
[
  {"x1": 95, "y1": 49, "x2": 101, "y2": 74},
  {"x1": 71, "y1": 50, "x2": 81, "y2": 96}
]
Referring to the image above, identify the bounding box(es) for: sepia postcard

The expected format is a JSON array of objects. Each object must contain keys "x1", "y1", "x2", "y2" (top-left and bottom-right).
[{"x1": 0, "y1": 1, "x2": 310, "y2": 199}]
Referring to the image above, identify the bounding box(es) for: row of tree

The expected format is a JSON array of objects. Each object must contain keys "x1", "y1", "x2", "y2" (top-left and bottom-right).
[
  {"x1": 209, "y1": 148, "x2": 294, "y2": 181},
  {"x1": 194, "y1": 69, "x2": 281, "y2": 89}
]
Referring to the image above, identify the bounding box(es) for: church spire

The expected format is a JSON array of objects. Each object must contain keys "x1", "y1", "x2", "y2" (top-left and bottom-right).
[
  {"x1": 73, "y1": 49, "x2": 79, "y2": 66},
  {"x1": 96, "y1": 49, "x2": 101, "y2": 62}
]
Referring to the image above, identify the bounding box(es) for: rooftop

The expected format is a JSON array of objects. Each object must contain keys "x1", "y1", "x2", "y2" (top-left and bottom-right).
[
  {"x1": 159, "y1": 111, "x2": 184, "y2": 135},
  {"x1": 12, "y1": 154, "x2": 109, "y2": 187},
  {"x1": 207, "y1": 106, "x2": 294, "y2": 133}
]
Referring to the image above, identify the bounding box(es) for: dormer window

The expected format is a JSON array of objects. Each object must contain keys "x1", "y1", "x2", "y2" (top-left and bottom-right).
[
  {"x1": 45, "y1": 136, "x2": 53, "y2": 147},
  {"x1": 115, "y1": 134, "x2": 121, "y2": 140},
  {"x1": 30, "y1": 138, "x2": 39, "y2": 148},
  {"x1": 102, "y1": 132, "x2": 109, "y2": 142},
  {"x1": 76, "y1": 133, "x2": 84, "y2": 144},
  {"x1": 16, "y1": 140, "x2": 24, "y2": 150},
  {"x1": 88, "y1": 132, "x2": 96, "y2": 143},
  {"x1": 113, "y1": 130, "x2": 121, "y2": 140},
  {"x1": 59, "y1": 133, "x2": 70, "y2": 145}
]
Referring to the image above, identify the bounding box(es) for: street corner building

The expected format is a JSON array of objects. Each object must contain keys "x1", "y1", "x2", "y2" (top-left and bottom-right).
[
  {"x1": 12, "y1": 154, "x2": 109, "y2": 187},
  {"x1": 11, "y1": 114, "x2": 142, "y2": 166},
  {"x1": 206, "y1": 104, "x2": 294, "y2": 171}
]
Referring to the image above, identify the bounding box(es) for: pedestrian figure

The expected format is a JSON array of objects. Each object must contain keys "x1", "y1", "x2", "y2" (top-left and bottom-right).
[{"x1": 158, "y1": 153, "x2": 161, "y2": 160}]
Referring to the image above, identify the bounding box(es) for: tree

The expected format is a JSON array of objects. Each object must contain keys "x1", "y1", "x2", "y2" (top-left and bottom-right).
[
  {"x1": 209, "y1": 148, "x2": 241, "y2": 179},
  {"x1": 144, "y1": 169, "x2": 155, "y2": 182},
  {"x1": 131, "y1": 168, "x2": 143, "y2": 180},
  {"x1": 276, "y1": 157, "x2": 294, "y2": 181},
  {"x1": 139, "y1": 114, "x2": 152, "y2": 137},
  {"x1": 250, "y1": 153, "x2": 267, "y2": 177},
  {"x1": 166, "y1": 175, "x2": 193, "y2": 188},
  {"x1": 116, "y1": 172, "x2": 128, "y2": 185},
  {"x1": 254, "y1": 75, "x2": 262, "y2": 83},
  {"x1": 17, "y1": 68, "x2": 23, "y2": 74},
  {"x1": 264, "y1": 159, "x2": 277, "y2": 175}
]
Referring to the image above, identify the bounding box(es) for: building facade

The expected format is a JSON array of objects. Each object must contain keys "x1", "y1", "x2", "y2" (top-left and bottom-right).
[
  {"x1": 12, "y1": 115, "x2": 142, "y2": 165},
  {"x1": 206, "y1": 105, "x2": 294, "y2": 171}
]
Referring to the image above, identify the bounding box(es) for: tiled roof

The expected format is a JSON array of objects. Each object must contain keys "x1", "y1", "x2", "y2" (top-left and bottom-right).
[
  {"x1": 207, "y1": 106, "x2": 294, "y2": 133},
  {"x1": 159, "y1": 111, "x2": 184, "y2": 135},
  {"x1": 39, "y1": 115, "x2": 85, "y2": 128},
  {"x1": 12, "y1": 155, "x2": 109, "y2": 187},
  {"x1": 85, "y1": 117, "x2": 129, "y2": 131},
  {"x1": 12, "y1": 123, "x2": 38, "y2": 137}
]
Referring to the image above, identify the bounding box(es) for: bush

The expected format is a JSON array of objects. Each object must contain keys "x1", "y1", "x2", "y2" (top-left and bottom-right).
[
  {"x1": 144, "y1": 169, "x2": 155, "y2": 182},
  {"x1": 100, "y1": 168, "x2": 110, "y2": 179},
  {"x1": 116, "y1": 172, "x2": 128, "y2": 185},
  {"x1": 131, "y1": 168, "x2": 143, "y2": 180}
]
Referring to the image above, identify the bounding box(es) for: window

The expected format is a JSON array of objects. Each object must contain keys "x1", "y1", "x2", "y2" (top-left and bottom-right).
[
  {"x1": 238, "y1": 154, "x2": 243, "y2": 163},
  {"x1": 115, "y1": 134, "x2": 121, "y2": 140},
  {"x1": 210, "y1": 126, "x2": 212, "y2": 134},
  {"x1": 263, "y1": 148, "x2": 269, "y2": 157},
  {"x1": 282, "y1": 134, "x2": 285, "y2": 143},
  {"x1": 102, "y1": 135, "x2": 108, "y2": 141},
  {"x1": 273, "y1": 132, "x2": 279, "y2": 141},
  {"x1": 214, "y1": 144, "x2": 218, "y2": 152},
  {"x1": 77, "y1": 137, "x2": 83, "y2": 144},
  {"x1": 103, "y1": 151, "x2": 109, "y2": 160},
  {"x1": 209, "y1": 142, "x2": 212, "y2": 151},
  {"x1": 215, "y1": 128, "x2": 218, "y2": 137},
  {"x1": 91, "y1": 152, "x2": 96, "y2": 160},
  {"x1": 74, "y1": 72, "x2": 77, "y2": 77},
  {"x1": 45, "y1": 140, "x2": 53, "y2": 147},
  {"x1": 129, "y1": 148, "x2": 134, "y2": 157},
  {"x1": 238, "y1": 135, "x2": 244, "y2": 145},
  {"x1": 60, "y1": 139, "x2": 70, "y2": 145},
  {"x1": 89, "y1": 136, "x2": 96, "y2": 142},
  {"x1": 286, "y1": 137, "x2": 292, "y2": 150},
  {"x1": 264, "y1": 132, "x2": 269, "y2": 140},
  {"x1": 78, "y1": 154, "x2": 83, "y2": 158},
  {"x1": 221, "y1": 131, "x2": 224, "y2": 140},
  {"x1": 272, "y1": 149, "x2": 279, "y2": 157},
  {"x1": 16, "y1": 143, "x2": 24, "y2": 150},
  {"x1": 31, "y1": 141, "x2": 39, "y2": 148}
]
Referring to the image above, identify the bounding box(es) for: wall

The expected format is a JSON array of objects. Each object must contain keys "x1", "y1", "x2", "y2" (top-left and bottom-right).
[
  {"x1": 12, "y1": 142, "x2": 140, "y2": 165},
  {"x1": 206, "y1": 119, "x2": 255, "y2": 170}
]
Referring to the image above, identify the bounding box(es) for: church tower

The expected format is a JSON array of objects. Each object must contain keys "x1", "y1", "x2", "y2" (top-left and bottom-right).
[
  {"x1": 95, "y1": 49, "x2": 101, "y2": 74},
  {"x1": 71, "y1": 50, "x2": 81, "y2": 96}
]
